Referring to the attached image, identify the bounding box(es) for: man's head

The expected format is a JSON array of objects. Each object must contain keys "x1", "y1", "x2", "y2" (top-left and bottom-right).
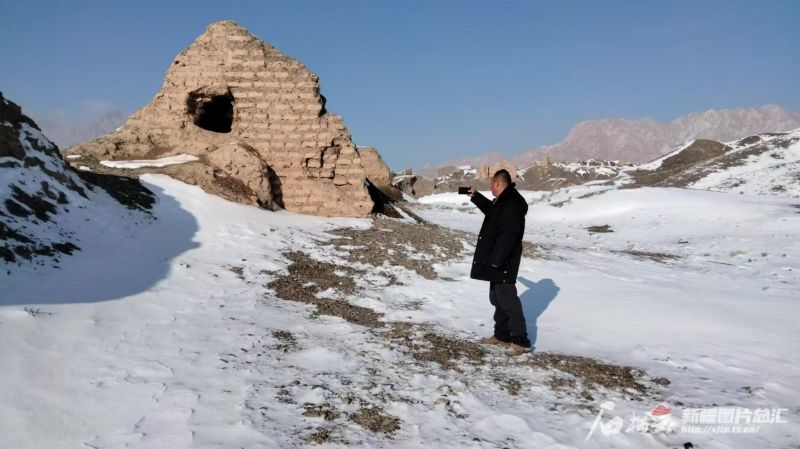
[{"x1": 490, "y1": 169, "x2": 512, "y2": 197}]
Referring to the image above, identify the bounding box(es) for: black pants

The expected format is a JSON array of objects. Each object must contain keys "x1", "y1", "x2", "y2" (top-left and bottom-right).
[{"x1": 489, "y1": 282, "x2": 531, "y2": 348}]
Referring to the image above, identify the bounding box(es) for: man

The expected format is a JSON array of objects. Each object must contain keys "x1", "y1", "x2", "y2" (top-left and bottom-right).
[{"x1": 468, "y1": 169, "x2": 531, "y2": 356}]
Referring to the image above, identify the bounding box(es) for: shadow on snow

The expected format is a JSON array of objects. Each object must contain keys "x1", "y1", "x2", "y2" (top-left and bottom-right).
[
  {"x1": 0, "y1": 182, "x2": 199, "y2": 305},
  {"x1": 519, "y1": 277, "x2": 560, "y2": 351}
]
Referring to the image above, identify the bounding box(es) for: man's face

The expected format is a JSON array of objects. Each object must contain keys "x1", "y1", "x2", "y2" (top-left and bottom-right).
[{"x1": 490, "y1": 180, "x2": 503, "y2": 197}]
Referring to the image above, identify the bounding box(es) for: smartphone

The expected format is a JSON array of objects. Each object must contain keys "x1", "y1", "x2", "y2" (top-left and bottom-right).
[{"x1": 458, "y1": 187, "x2": 470, "y2": 195}]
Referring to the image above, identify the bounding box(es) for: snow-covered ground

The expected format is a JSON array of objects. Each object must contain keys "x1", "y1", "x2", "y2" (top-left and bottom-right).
[
  {"x1": 689, "y1": 132, "x2": 800, "y2": 197},
  {"x1": 2, "y1": 175, "x2": 798, "y2": 448},
  {"x1": 415, "y1": 187, "x2": 800, "y2": 446},
  {"x1": 633, "y1": 129, "x2": 800, "y2": 198},
  {"x1": 100, "y1": 154, "x2": 200, "y2": 169}
]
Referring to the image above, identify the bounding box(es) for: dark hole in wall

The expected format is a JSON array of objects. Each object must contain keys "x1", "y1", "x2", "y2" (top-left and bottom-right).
[
  {"x1": 267, "y1": 166, "x2": 285, "y2": 210},
  {"x1": 187, "y1": 91, "x2": 234, "y2": 133}
]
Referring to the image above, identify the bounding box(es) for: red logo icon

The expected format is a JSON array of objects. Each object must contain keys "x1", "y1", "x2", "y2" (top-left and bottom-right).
[{"x1": 650, "y1": 404, "x2": 672, "y2": 417}]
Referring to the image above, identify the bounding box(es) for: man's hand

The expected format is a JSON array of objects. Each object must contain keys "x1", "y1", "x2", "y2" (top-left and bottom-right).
[{"x1": 468, "y1": 186, "x2": 476, "y2": 197}]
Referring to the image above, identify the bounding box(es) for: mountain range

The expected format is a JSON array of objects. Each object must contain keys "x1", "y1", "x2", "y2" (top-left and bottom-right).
[{"x1": 424, "y1": 105, "x2": 800, "y2": 174}]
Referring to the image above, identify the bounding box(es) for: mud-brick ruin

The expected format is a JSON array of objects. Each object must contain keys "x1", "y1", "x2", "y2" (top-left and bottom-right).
[{"x1": 68, "y1": 20, "x2": 391, "y2": 217}]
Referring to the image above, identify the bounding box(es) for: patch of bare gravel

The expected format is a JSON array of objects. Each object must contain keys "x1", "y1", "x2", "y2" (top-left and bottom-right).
[
  {"x1": 327, "y1": 217, "x2": 472, "y2": 279},
  {"x1": 500, "y1": 377, "x2": 523, "y2": 396},
  {"x1": 613, "y1": 249, "x2": 681, "y2": 264},
  {"x1": 529, "y1": 352, "x2": 670, "y2": 398},
  {"x1": 384, "y1": 322, "x2": 486, "y2": 370},
  {"x1": 350, "y1": 406, "x2": 401, "y2": 434},
  {"x1": 303, "y1": 403, "x2": 341, "y2": 421},
  {"x1": 228, "y1": 265, "x2": 245, "y2": 279},
  {"x1": 266, "y1": 251, "x2": 383, "y2": 328},
  {"x1": 271, "y1": 330, "x2": 298, "y2": 353},
  {"x1": 586, "y1": 224, "x2": 613, "y2": 233},
  {"x1": 521, "y1": 240, "x2": 546, "y2": 259},
  {"x1": 265, "y1": 250, "x2": 489, "y2": 370},
  {"x1": 304, "y1": 427, "x2": 346, "y2": 445}
]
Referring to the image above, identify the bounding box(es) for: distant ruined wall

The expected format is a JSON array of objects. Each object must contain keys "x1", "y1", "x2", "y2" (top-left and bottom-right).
[
  {"x1": 477, "y1": 161, "x2": 517, "y2": 180},
  {"x1": 68, "y1": 20, "x2": 375, "y2": 217}
]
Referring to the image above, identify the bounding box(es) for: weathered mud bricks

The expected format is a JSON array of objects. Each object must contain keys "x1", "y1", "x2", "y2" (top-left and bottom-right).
[
  {"x1": 69, "y1": 20, "x2": 377, "y2": 217},
  {"x1": 477, "y1": 162, "x2": 518, "y2": 180}
]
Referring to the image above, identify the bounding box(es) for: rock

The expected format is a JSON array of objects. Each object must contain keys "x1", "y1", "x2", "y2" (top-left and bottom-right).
[
  {"x1": 660, "y1": 139, "x2": 729, "y2": 171},
  {"x1": 586, "y1": 224, "x2": 613, "y2": 233},
  {"x1": 357, "y1": 146, "x2": 392, "y2": 187},
  {"x1": 1, "y1": 92, "x2": 153, "y2": 267},
  {"x1": 626, "y1": 139, "x2": 731, "y2": 187},
  {"x1": 392, "y1": 174, "x2": 434, "y2": 197},
  {"x1": 205, "y1": 142, "x2": 272, "y2": 207},
  {"x1": 66, "y1": 20, "x2": 381, "y2": 217}
]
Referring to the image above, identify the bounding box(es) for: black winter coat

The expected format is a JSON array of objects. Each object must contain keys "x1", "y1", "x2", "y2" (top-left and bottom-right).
[{"x1": 470, "y1": 185, "x2": 528, "y2": 283}]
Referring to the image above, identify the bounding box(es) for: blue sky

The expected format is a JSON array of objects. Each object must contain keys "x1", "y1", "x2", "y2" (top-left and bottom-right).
[{"x1": 1, "y1": 0, "x2": 798, "y2": 169}]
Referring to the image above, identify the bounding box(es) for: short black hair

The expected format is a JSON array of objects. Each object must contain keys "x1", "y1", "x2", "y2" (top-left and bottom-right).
[{"x1": 492, "y1": 169, "x2": 512, "y2": 185}]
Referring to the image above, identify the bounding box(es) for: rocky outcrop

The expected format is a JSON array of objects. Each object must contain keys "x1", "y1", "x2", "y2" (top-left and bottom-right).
[
  {"x1": 518, "y1": 161, "x2": 619, "y2": 191},
  {"x1": 67, "y1": 20, "x2": 381, "y2": 217},
  {"x1": 204, "y1": 142, "x2": 273, "y2": 207},
  {"x1": 625, "y1": 132, "x2": 800, "y2": 193},
  {"x1": 392, "y1": 173, "x2": 435, "y2": 197},
  {"x1": 358, "y1": 147, "x2": 392, "y2": 188},
  {"x1": 0, "y1": 92, "x2": 153, "y2": 266}
]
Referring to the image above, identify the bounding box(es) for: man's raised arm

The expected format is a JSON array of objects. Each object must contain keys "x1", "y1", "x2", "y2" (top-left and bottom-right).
[{"x1": 469, "y1": 188, "x2": 492, "y2": 215}]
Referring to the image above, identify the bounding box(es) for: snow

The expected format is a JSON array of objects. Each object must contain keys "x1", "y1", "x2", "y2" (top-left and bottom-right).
[
  {"x1": 66, "y1": 154, "x2": 82, "y2": 159},
  {"x1": 412, "y1": 186, "x2": 800, "y2": 447},
  {"x1": 286, "y1": 347, "x2": 361, "y2": 374},
  {"x1": 1, "y1": 175, "x2": 368, "y2": 448},
  {"x1": 100, "y1": 154, "x2": 199, "y2": 169},
  {"x1": 400, "y1": 191, "x2": 419, "y2": 203},
  {"x1": 418, "y1": 190, "x2": 548, "y2": 206},
  {"x1": 636, "y1": 130, "x2": 800, "y2": 198},
  {"x1": 391, "y1": 174, "x2": 414, "y2": 182},
  {"x1": 417, "y1": 191, "x2": 475, "y2": 206},
  {"x1": 2, "y1": 173, "x2": 799, "y2": 448},
  {"x1": 689, "y1": 131, "x2": 800, "y2": 197},
  {"x1": 594, "y1": 166, "x2": 616, "y2": 176},
  {"x1": 17, "y1": 122, "x2": 55, "y2": 151},
  {"x1": 1, "y1": 120, "x2": 140, "y2": 269}
]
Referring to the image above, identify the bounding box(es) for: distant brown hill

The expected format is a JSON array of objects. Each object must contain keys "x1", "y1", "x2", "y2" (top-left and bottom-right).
[{"x1": 426, "y1": 105, "x2": 800, "y2": 173}]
